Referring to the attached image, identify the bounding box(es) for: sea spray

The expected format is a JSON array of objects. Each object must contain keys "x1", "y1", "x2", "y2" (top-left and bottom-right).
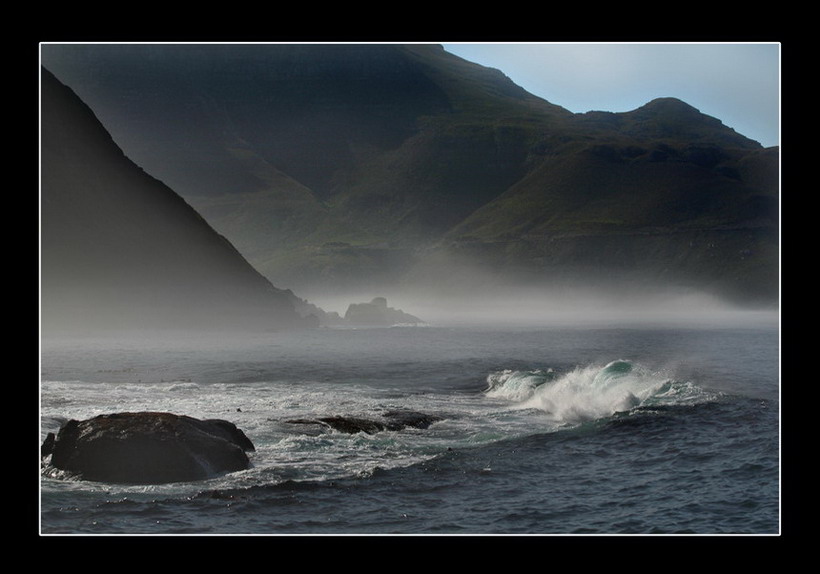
[
  {"x1": 485, "y1": 368, "x2": 556, "y2": 401},
  {"x1": 486, "y1": 360, "x2": 677, "y2": 424}
]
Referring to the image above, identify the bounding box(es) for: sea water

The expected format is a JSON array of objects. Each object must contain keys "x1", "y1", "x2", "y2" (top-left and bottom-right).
[{"x1": 39, "y1": 315, "x2": 779, "y2": 535}]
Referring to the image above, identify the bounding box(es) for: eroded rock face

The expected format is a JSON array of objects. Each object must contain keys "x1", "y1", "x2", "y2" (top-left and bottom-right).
[{"x1": 41, "y1": 412, "x2": 255, "y2": 484}]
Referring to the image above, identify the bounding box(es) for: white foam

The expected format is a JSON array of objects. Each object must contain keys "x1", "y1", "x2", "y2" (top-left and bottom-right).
[{"x1": 489, "y1": 360, "x2": 685, "y2": 424}]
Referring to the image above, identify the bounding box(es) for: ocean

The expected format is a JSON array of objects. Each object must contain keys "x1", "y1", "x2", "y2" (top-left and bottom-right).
[{"x1": 39, "y1": 311, "x2": 780, "y2": 535}]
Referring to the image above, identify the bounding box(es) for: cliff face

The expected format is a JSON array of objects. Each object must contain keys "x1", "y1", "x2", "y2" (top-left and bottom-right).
[
  {"x1": 40, "y1": 67, "x2": 307, "y2": 336},
  {"x1": 41, "y1": 44, "x2": 778, "y2": 306}
]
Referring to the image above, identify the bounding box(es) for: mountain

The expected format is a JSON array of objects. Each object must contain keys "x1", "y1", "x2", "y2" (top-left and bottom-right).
[
  {"x1": 40, "y1": 67, "x2": 312, "y2": 336},
  {"x1": 426, "y1": 99, "x2": 779, "y2": 303},
  {"x1": 40, "y1": 44, "x2": 779, "y2": 307}
]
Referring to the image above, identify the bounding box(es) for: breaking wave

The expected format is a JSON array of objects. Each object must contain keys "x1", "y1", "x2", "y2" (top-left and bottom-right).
[{"x1": 485, "y1": 359, "x2": 712, "y2": 424}]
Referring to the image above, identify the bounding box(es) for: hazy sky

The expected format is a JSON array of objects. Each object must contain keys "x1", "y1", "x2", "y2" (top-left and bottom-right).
[{"x1": 442, "y1": 43, "x2": 780, "y2": 148}]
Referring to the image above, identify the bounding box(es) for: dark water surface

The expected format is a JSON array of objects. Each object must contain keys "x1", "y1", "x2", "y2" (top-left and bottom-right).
[{"x1": 40, "y1": 318, "x2": 779, "y2": 535}]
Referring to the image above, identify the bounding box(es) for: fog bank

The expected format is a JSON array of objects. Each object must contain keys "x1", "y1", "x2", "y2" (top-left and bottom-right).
[{"x1": 303, "y1": 282, "x2": 779, "y2": 330}]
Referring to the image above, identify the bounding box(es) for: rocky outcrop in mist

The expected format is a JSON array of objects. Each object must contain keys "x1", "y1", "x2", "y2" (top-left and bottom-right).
[{"x1": 344, "y1": 297, "x2": 423, "y2": 326}]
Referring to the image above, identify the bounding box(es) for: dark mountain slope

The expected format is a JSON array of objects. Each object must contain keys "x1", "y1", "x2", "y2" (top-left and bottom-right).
[
  {"x1": 426, "y1": 138, "x2": 778, "y2": 303},
  {"x1": 40, "y1": 44, "x2": 778, "y2": 306},
  {"x1": 40, "y1": 44, "x2": 574, "y2": 292},
  {"x1": 40, "y1": 44, "x2": 458, "y2": 199},
  {"x1": 40, "y1": 67, "x2": 308, "y2": 335}
]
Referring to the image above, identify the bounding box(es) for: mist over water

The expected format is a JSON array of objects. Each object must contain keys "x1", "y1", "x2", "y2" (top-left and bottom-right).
[{"x1": 301, "y1": 282, "x2": 778, "y2": 330}]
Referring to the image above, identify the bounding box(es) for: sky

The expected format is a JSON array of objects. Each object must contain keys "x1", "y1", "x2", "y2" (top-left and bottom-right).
[{"x1": 441, "y1": 43, "x2": 780, "y2": 148}]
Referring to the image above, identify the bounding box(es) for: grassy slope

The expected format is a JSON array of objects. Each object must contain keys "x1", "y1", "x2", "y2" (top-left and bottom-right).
[
  {"x1": 201, "y1": 45, "x2": 580, "y2": 289},
  {"x1": 431, "y1": 139, "x2": 778, "y2": 302},
  {"x1": 210, "y1": 49, "x2": 779, "y2": 303}
]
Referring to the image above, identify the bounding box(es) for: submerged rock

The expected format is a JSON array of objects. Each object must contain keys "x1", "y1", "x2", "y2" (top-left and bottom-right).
[
  {"x1": 310, "y1": 416, "x2": 389, "y2": 434},
  {"x1": 41, "y1": 412, "x2": 255, "y2": 484},
  {"x1": 286, "y1": 409, "x2": 441, "y2": 434},
  {"x1": 380, "y1": 409, "x2": 441, "y2": 430}
]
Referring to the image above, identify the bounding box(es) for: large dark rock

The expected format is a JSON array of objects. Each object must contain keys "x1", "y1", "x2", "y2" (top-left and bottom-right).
[{"x1": 41, "y1": 412, "x2": 255, "y2": 484}]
